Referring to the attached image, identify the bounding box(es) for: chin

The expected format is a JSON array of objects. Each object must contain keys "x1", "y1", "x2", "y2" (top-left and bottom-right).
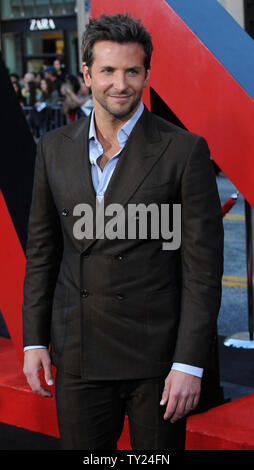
[
  {"x1": 109, "y1": 102, "x2": 139, "y2": 119},
  {"x1": 111, "y1": 109, "x2": 133, "y2": 119}
]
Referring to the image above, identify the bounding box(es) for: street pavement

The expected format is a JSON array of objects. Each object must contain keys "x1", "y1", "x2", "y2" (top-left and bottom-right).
[
  {"x1": 217, "y1": 173, "x2": 249, "y2": 337},
  {"x1": 216, "y1": 171, "x2": 254, "y2": 400}
]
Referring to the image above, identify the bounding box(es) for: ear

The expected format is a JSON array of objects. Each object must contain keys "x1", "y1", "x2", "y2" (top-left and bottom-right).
[
  {"x1": 143, "y1": 68, "x2": 151, "y2": 88},
  {"x1": 81, "y1": 63, "x2": 92, "y2": 88}
]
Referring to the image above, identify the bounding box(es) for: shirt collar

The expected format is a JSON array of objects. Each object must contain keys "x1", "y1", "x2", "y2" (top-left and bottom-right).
[{"x1": 88, "y1": 101, "x2": 144, "y2": 154}]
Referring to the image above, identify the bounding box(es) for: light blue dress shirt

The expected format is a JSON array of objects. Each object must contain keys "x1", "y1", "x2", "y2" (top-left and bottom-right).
[
  {"x1": 88, "y1": 101, "x2": 144, "y2": 202},
  {"x1": 25, "y1": 101, "x2": 203, "y2": 378}
]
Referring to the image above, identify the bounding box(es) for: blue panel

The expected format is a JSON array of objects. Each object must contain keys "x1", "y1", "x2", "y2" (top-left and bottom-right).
[{"x1": 166, "y1": 0, "x2": 254, "y2": 99}]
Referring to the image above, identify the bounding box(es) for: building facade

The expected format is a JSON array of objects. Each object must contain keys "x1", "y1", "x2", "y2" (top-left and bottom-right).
[
  {"x1": 0, "y1": 0, "x2": 80, "y2": 77},
  {"x1": 0, "y1": 1, "x2": 253, "y2": 79},
  {"x1": 244, "y1": 0, "x2": 254, "y2": 37}
]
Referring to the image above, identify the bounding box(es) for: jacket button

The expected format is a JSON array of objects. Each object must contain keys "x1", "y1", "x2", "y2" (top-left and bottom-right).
[
  {"x1": 116, "y1": 293, "x2": 124, "y2": 300},
  {"x1": 116, "y1": 254, "x2": 124, "y2": 260},
  {"x1": 62, "y1": 208, "x2": 69, "y2": 217},
  {"x1": 80, "y1": 289, "x2": 89, "y2": 298}
]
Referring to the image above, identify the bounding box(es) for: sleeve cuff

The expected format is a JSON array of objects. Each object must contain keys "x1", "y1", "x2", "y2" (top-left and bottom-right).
[
  {"x1": 171, "y1": 362, "x2": 203, "y2": 378},
  {"x1": 24, "y1": 345, "x2": 47, "y2": 351}
]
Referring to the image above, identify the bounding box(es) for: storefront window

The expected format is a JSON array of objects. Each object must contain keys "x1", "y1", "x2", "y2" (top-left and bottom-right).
[
  {"x1": 1, "y1": 0, "x2": 76, "y2": 19},
  {"x1": 1, "y1": 0, "x2": 19, "y2": 19},
  {"x1": 36, "y1": 0, "x2": 61, "y2": 16},
  {"x1": 24, "y1": 30, "x2": 65, "y2": 72},
  {"x1": 66, "y1": 30, "x2": 79, "y2": 74},
  {"x1": 3, "y1": 29, "x2": 67, "y2": 75},
  {"x1": 23, "y1": 0, "x2": 36, "y2": 18},
  {"x1": 24, "y1": 30, "x2": 64, "y2": 56},
  {"x1": 1, "y1": 0, "x2": 78, "y2": 77},
  {"x1": 2, "y1": 33, "x2": 23, "y2": 75}
]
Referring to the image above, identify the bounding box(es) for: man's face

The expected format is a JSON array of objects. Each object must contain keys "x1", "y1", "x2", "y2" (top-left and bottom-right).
[
  {"x1": 82, "y1": 41, "x2": 150, "y2": 120},
  {"x1": 54, "y1": 60, "x2": 61, "y2": 71},
  {"x1": 44, "y1": 71, "x2": 55, "y2": 81},
  {"x1": 24, "y1": 72, "x2": 35, "y2": 83}
]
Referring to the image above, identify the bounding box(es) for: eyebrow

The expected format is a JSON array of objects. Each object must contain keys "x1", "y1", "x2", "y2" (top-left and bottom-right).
[{"x1": 99, "y1": 65, "x2": 143, "y2": 71}]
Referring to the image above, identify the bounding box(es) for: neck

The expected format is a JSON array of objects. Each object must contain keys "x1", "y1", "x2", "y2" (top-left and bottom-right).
[{"x1": 93, "y1": 101, "x2": 140, "y2": 145}]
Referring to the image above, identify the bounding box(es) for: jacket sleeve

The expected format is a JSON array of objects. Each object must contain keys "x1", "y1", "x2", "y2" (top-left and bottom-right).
[
  {"x1": 22, "y1": 136, "x2": 63, "y2": 348},
  {"x1": 172, "y1": 136, "x2": 224, "y2": 368}
]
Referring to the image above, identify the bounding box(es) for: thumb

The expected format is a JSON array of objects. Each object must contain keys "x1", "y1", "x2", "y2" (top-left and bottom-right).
[{"x1": 160, "y1": 382, "x2": 170, "y2": 406}]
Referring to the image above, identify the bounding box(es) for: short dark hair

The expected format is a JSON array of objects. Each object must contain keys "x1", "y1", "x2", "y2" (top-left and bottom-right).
[
  {"x1": 65, "y1": 74, "x2": 81, "y2": 94},
  {"x1": 81, "y1": 13, "x2": 153, "y2": 73},
  {"x1": 44, "y1": 66, "x2": 58, "y2": 77}
]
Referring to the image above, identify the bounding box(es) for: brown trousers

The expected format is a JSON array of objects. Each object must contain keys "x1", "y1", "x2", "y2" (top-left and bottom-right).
[{"x1": 55, "y1": 371, "x2": 186, "y2": 450}]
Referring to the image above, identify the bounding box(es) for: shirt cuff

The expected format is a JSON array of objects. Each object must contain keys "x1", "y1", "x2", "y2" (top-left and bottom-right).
[
  {"x1": 171, "y1": 362, "x2": 203, "y2": 378},
  {"x1": 24, "y1": 345, "x2": 47, "y2": 351}
]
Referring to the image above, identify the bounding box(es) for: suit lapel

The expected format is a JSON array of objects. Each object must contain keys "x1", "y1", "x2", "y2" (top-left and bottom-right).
[
  {"x1": 60, "y1": 115, "x2": 97, "y2": 215},
  {"x1": 59, "y1": 107, "x2": 172, "y2": 252},
  {"x1": 103, "y1": 106, "x2": 172, "y2": 210},
  {"x1": 97, "y1": 107, "x2": 173, "y2": 240}
]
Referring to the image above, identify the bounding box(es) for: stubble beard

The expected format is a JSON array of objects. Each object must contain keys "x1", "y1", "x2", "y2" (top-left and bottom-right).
[{"x1": 96, "y1": 90, "x2": 142, "y2": 119}]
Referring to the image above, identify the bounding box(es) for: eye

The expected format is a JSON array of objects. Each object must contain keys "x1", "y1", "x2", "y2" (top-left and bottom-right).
[
  {"x1": 127, "y1": 69, "x2": 139, "y2": 75},
  {"x1": 103, "y1": 67, "x2": 114, "y2": 74}
]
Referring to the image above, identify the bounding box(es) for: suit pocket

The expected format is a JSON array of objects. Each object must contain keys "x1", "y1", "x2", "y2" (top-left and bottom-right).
[
  {"x1": 132, "y1": 181, "x2": 172, "y2": 206},
  {"x1": 140, "y1": 180, "x2": 171, "y2": 191},
  {"x1": 145, "y1": 287, "x2": 180, "y2": 363},
  {"x1": 50, "y1": 281, "x2": 69, "y2": 355}
]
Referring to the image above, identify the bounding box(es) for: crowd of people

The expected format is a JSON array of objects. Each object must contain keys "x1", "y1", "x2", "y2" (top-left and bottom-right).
[{"x1": 9, "y1": 59, "x2": 93, "y2": 137}]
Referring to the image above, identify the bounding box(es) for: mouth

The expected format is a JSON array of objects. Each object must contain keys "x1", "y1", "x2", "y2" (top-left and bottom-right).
[{"x1": 109, "y1": 95, "x2": 132, "y2": 101}]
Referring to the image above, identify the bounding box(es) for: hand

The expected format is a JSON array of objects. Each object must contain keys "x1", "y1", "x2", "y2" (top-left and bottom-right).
[
  {"x1": 23, "y1": 348, "x2": 54, "y2": 397},
  {"x1": 160, "y1": 370, "x2": 201, "y2": 423}
]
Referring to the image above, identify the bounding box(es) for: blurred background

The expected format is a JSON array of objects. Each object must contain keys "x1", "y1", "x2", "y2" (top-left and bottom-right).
[{"x1": 1, "y1": 1, "x2": 253, "y2": 80}]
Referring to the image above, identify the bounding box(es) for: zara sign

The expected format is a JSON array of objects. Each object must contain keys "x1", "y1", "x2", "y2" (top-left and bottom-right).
[{"x1": 29, "y1": 18, "x2": 56, "y2": 31}]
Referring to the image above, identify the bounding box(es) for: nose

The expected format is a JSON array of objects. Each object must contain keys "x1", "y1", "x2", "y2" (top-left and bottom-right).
[{"x1": 113, "y1": 71, "x2": 128, "y2": 93}]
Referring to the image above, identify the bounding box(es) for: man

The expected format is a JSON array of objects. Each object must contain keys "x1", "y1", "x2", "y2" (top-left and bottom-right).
[
  {"x1": 44, "y1": 65, "x2": 58, "y2": 82},
  {"x1": 53, "y1": 59, "x2": 66, "y2": 83},
  {"x1": 22, "y1": 13, "x2": 223, "y2": 450},
  {"x1": 44, "y1": 65, "x2": 62, "y2": 94}
]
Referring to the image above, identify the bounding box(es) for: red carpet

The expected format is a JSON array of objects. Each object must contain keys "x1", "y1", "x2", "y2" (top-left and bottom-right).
[
  {"x1": 1, "y1": 337, "x2": 254, "y2": 450},
  {"x1": 0, "y1": 337, "x2": 59, "y2": 437},
  {"x1": 186, "y1": 392, "x2": 254, "y2": 450},
  {"x1": 119, "y1": 394, "x2": 254, "y2": 450},
  {"x1": 117, "y1": 417, "x2": 132, "y2": 450}
]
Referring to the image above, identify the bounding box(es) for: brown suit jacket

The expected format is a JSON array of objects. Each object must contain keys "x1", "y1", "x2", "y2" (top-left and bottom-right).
[{"x1": 22, "y1": 106, "x2": 223, "y2": 380}]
